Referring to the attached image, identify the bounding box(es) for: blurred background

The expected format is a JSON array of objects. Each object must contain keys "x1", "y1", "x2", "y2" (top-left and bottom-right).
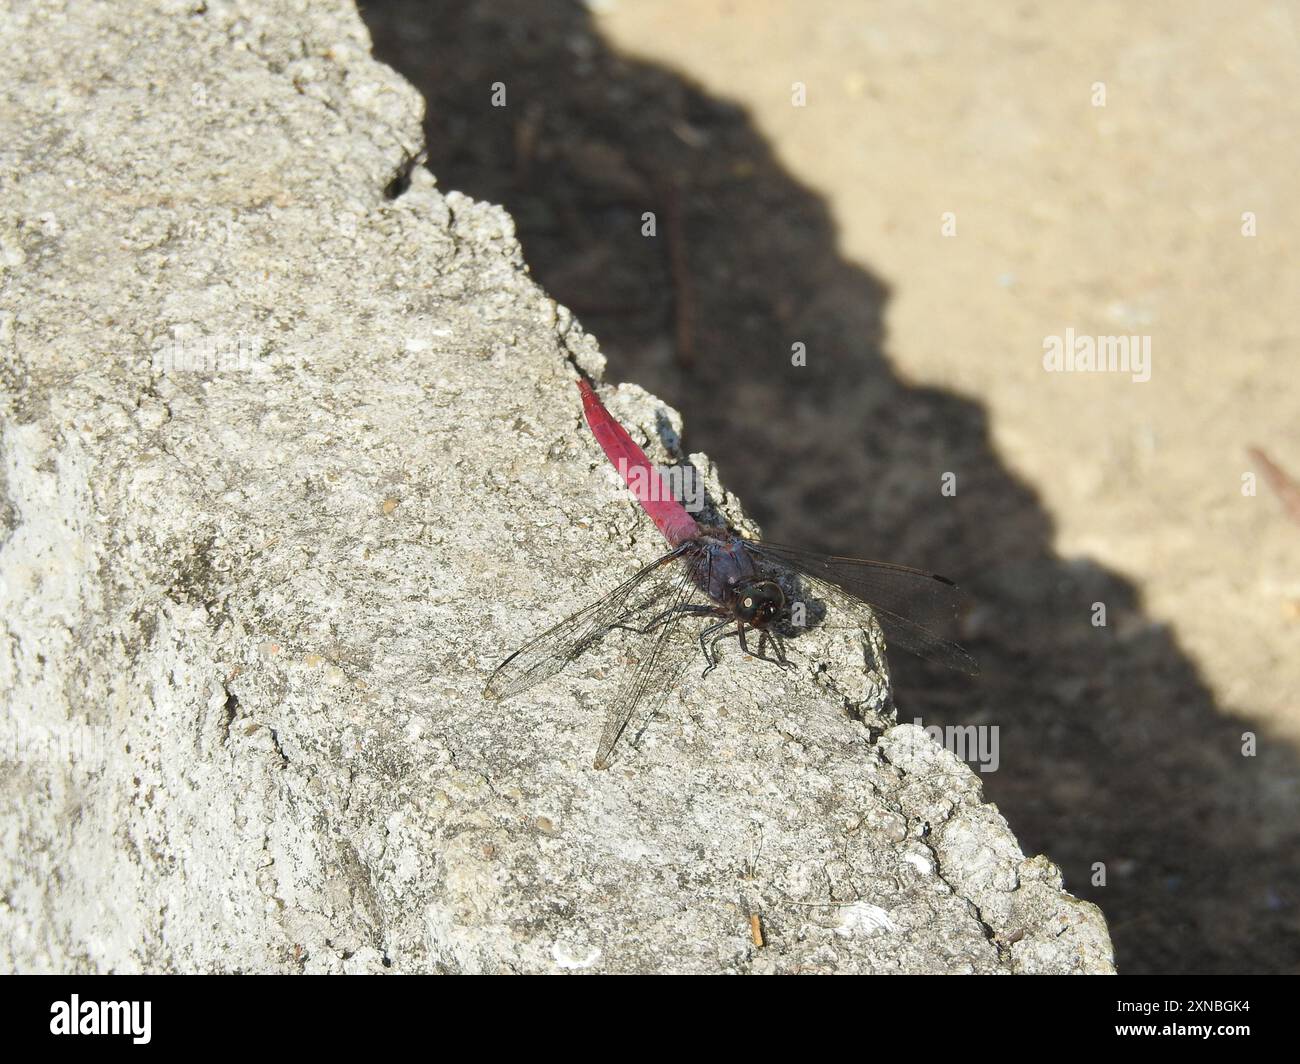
[{"x1": 359, "y1": 0, "x2": 1300, "y2": 973}]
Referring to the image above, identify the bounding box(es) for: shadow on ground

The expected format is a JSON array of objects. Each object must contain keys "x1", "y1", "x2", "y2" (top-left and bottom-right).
[{"x1": 361, "y1": 0, "x2": 1299, "y2": 974}]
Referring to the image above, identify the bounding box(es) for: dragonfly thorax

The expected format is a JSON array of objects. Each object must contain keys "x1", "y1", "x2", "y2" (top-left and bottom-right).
[{"x1": 731, "y1": 580, "x2": 785, "y2": 627}]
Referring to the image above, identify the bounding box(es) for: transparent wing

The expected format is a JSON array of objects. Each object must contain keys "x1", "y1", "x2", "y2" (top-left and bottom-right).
[
  {"x1": 743, "y1": 540, "x2": 979, "y2": 675},
  {"x1": 483, "y1": 543, "x2": 692, "y2": 701},
  {"x1": 592, "y1": 563, "x2": 703, "y2": 769}
]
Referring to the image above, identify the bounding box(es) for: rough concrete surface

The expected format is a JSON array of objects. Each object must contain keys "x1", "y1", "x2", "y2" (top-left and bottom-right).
[{"x1": 0, "y1": 0, "x2": 1113, "y2": 973}]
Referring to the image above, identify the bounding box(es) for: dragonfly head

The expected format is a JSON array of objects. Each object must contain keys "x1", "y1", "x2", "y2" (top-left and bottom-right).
[{"x1": 734, "y1": 580, "x2": 785, "y2": 627}]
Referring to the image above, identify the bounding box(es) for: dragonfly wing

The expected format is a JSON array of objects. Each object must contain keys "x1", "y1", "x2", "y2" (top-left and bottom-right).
[
  {"x1": 593, "y1": 563, "x2": 702, "y2": 769},
  {"x1": 484, "y1": 544, "x2": 691, "y2": 701},
  {"x1": 744, "y1": 540, "x2": 979, "y2": 675}
]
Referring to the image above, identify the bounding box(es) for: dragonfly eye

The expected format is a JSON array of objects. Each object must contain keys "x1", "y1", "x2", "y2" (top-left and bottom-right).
[{"x1": 735, "y1": 581, "x2": 784, "y2": 625}]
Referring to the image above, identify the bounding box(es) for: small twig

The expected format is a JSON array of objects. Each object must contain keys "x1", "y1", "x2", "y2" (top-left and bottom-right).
[
  {"x1": 659, "y1": 175, "x2": 695, "y2": 370},
  {"x1": 749, "y1": 912, "x2": 765, "y2": 948},
  {"x1": 513, "y1": 101, "x2": 544, "y2": 188},
  {"x1": 1248, "y1": 446, "x2": 1300, "y2": 528},
  {"x1": 558, "y1": 300, "x2": 655, "y2": 318}
]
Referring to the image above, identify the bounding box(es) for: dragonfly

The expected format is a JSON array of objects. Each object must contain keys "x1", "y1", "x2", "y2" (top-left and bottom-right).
[{"x1": 485, "y1": 378, "x2": 977, "y2": 769}]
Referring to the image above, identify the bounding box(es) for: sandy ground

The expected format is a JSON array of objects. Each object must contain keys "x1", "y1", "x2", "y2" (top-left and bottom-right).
[{"x1": 362, "y1": 0, "x2": 1300, "y2": 973}]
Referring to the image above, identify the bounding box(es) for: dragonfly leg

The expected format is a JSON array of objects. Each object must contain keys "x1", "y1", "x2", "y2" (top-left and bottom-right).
[
  {"x1": 611, "y1": 603, "x2": 716, "y2": 636},
  {"x1": 704, "y1": 622, "x2": 747, "y2": 677},
  {"x1": 741, "y1": 627, "x2": 797, "y2": 670},
  {"x1": 767, "y1": 631, "x2": 796, "y2": 670},
  {"x1": 698, "y1": 621, "x2": 797, "y2": 677},
  {"x1": 699, "y1": 618, "x2": 736, "y2": 676}
]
